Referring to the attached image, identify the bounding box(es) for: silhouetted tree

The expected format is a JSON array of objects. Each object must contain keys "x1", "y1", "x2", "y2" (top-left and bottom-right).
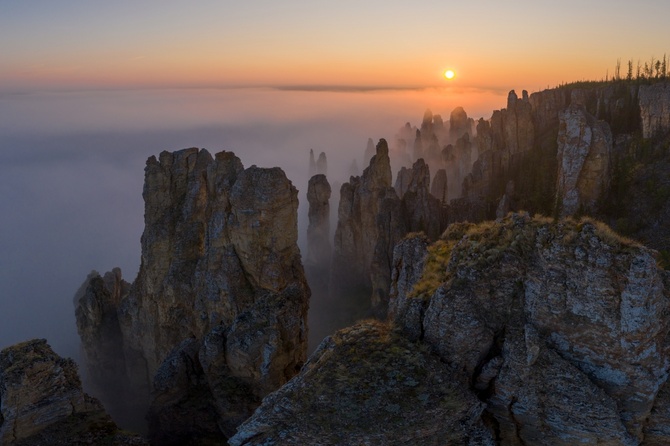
[{"x1": 615, "y1": 58, "x2": 621, "y2": 80}]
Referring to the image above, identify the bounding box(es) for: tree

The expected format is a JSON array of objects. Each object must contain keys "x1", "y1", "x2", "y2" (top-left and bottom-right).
[
  {"x1": 662, "y1": 54, "x2": 667, "y2": 79},
  {"x1": 627, "y1": 60, "x2": 633, "y2": 81},
  {"x1": 636, "y1": 60, "x2": 642, "y2": 80}
]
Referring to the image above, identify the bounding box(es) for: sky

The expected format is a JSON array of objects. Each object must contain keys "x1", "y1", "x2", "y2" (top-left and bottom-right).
[
  {"x1": 2, "y1": 0, "x2": 669, "y2": 93},
  {"x1": 1, "y1": 1, "x2": 669, "y2": 362}
]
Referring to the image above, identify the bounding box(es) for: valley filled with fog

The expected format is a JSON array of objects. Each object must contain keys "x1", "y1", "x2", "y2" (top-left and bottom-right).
[{"x1": 0, "y1": 85, "x2": 504, "y2": 360}]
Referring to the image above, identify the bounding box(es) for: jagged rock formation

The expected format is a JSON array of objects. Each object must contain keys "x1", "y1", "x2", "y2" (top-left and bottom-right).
[
  {"x1": 400, "y1": 158, "x2": 442, "y2": 241},
  {"x1": 233, "y1": 214, "x2": 670, "y2": 445},
  {"x1": 75, "y1": 148, "x2": 310, "y2": 440},
  {"x1": 333, "y1": 143, "x2": 448, "y2": 314},
  {"x1": 460, "y1": 90, "x2": 534, "y2": 210},
  {"x1": 393, "y1": 166, "x2": 412, "y2": 198},
  {"x1": 74, "y1": 268, "x2": 136, "y2": 426},
  {"x1": 306, "y1": 174, "x2": 331, "y2": 268},
  {"x1": 0, "y1": 339, "x2": 146, "y2": 446},
  {"x1": 392, "y1": 214, "x2": 670, "y2": 444},
  {"x1": 332, "y1": 139, "x2": 393, "y2": 298},
  {"x1": 449, "y1": 106, "x2": 471, "y2": 140},
  {"x1": 639, "y1": 83, "x2": 670, "y2": 138},
  {"x1": 229, "y1": 320, "x2": 494, "y2": 446},
  {"x1": 556, "y1": 104, "x2": 612, "y2": 216},
  {"x1": 497, "y1": 90, "x2": 535, "y2": 173}
]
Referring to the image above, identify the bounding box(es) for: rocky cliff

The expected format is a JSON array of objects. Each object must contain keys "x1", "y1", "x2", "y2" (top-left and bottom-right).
[
  {"x1": 639, "y1": 83, "x2": 670, "y2": 138},
  {"x1": 75, "y1": 148, "x2": 310, "y2": 441},
  {"x1": 333, "y1": 142, "x2": 448, "y2": 315},
  {"x1": 0, "y1": 339, "x2": 146, "y2": 446},
  {"x1": 394, "y1": 214, "x2": 670, "y2": 444},
  {"x1": 332, "y1": 139, "x2": 394, "y2": 300},
  {"x1": 234, "y1": 214, "x2": 670, "y2": 445},
  {"x1": 555, "y1": 104, "x2": 613, "y2": 216}
]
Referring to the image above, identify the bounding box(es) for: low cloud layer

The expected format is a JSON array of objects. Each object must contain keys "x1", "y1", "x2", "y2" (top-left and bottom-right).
[{"x1": 0, "y1": 86, "x2": 505, "y2": 359}]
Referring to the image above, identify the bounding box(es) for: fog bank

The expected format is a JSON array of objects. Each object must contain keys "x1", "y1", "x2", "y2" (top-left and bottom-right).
[{"x1": 0, "y1": 86, "x2": 505, "y2": 359}]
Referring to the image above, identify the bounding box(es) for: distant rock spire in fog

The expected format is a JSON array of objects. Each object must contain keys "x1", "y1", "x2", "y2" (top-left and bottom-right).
[
  {"x1": 449, "y1": 106, "x2": 470, "y2": 140},
  {"x1": 306, "y1": 174, "x2": 332, "y2": 269}
]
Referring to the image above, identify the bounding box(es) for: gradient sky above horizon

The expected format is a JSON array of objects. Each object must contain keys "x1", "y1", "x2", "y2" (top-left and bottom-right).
[{"x1": 2, "y1": 0, "x2": 669, "y2": 93}]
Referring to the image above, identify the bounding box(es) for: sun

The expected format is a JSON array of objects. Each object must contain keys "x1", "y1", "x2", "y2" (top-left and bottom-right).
[{"x1": 444, "y1": 70, "x2": 455, "y2": 80}]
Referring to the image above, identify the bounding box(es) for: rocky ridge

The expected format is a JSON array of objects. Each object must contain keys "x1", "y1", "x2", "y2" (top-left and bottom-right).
[{"x1": 235, "y1": 213, "x2": 670, "y2": 445}]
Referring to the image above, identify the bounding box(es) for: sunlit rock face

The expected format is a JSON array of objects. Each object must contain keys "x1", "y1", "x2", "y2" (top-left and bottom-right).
[
  {"x1": 0, "y1": 339, "x2": 146, "y2": 446},
  {"x1": 639, "y1": 83, "x2": 670, "y2": 138},
  {"x1": 556, "y1": 104, "x2": 612, "y2": 216},
  {"x1": 75, "y1": 148, "x2": 310, "y2": 440},
  {"x1": 391, "y1": 214, "x2": 670, "y2": 444}
]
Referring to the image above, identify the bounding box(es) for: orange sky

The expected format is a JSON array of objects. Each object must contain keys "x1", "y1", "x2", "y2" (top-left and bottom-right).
[{"x1": 1, "y1": 1, "x2": 668, "y2": 96}]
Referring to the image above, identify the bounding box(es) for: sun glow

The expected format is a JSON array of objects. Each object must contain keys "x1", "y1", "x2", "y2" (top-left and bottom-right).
[{"x1": 444, "y1": 70, "x2": 455, "y2": 80}]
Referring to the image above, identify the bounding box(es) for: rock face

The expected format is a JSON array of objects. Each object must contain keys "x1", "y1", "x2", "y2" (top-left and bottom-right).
[
  {"x1": 333, "y1": 144, "x2": 448, "y2": 314},
  {"x1": 639, "y1": 83, "x2": 670, "y2": 138},
  {"x1": 393, "y1": 166, "x2": 412, "y2": 198},
  {"x1": 306, "y1": 174, "x2": 331, "y2": 268},
  {"x1": 430, "y1": 168, "x2": 448, "y2": 205},
  {"x1": 229, "y1": 320, "x2": 494, "y2": 446},
  {"x1": 556, "y1": 105, "x2": 613, "y2": 216},
  {"x1": 462, "y1": 90, "x2": 534, "y2": 206},
  {"x1": 0, "y1": 339, "x2": 145, "y2": 446},
  {"x1": 449, "y1": 106, "x2": 471, "y2": 140},
  {"x1": 75, "y1": 148, "x2": 310, "y2": 440},
  {"x1": 400, "y1": 158, "x2": 442, "y2": 241},
  {"x1": 332, "y1": 139, "x2": 394, "y2": 297},
  {"x1": 392, "y1": 214, "x2": 670, "y2": 444},
  {"x1": 499, "y1": 90, "x2": 535, "y2": 173},
  {"x1": 0, "y1": 339, "x2": 99, "y2": 443}
]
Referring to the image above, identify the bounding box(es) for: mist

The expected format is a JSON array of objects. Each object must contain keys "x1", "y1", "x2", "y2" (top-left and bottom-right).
[{"x1": 0, "y1": 85, "x2": 505, "y2": 362}]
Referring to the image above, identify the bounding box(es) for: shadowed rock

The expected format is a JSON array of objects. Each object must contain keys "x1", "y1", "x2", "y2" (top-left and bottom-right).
[
  {"x1": 75, "y1": 148, "x2": 310, "y2": 440},
  {"x1": 229, "y1": 321, "x2": 493, "y2": 446},
  {"x1": 0, "y1": 339, "x2": 146, "y2": 445},
  {"x1": 392, "y1": 214, "x2": 670, "y2": 444},
  {"x1": 306, "y1": 174, "x2": 332, "y2": 268}
]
